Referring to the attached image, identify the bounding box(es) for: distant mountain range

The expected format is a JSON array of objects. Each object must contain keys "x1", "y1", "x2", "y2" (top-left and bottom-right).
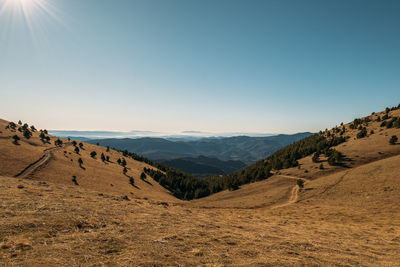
[
  {"x1": 48, "y1": 130, "x2": 276, "y2": 141},
  {"x1": 86, "y1": 133, "x2": 312, "y2": 165}
]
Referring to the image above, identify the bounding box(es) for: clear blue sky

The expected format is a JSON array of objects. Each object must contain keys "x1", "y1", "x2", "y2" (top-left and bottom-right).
[{"x1": 0, "y1": 0, "x2": 399, "y2": 133}]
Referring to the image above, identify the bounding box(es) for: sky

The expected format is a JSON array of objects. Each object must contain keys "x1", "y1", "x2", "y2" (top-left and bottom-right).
[{"x1": 0, "y1": 0, "x2": 399, "y2": 134}]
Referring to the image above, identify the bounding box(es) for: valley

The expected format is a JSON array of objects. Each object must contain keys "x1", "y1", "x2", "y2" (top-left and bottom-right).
[{"x1": 1, "y1": 106, "x2": 400, "y2": 266}]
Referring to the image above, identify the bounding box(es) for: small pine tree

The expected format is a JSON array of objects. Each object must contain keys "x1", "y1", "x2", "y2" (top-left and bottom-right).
[
  {"x1": 90, "y1": 151, "x2": 97, "y2": 158},
  {"x1": 101, "y1": 153, "x2": 106, "y2": 162},
  {"x1": 312, "y1": 152, "x2": 320, "y2": 163},
  {"x1": 106, "y1": 146, "x2": 110, "y2": 152},
  {"x1": 79, "y1": 142, "x2": 84, "y2": 148},
  {"x1": 18, "y1": 120, "x2": 22, "y2": 125},
  {"x1": 129, "y1": 177, "x2": 135, "y2": 186},
  {"x1": 319, "y1": 163, "x2": 324, "y2": 170},
  {"x1": 23, "y1": 129, "x2": 32, "y2": 139},
  {"x1": 72, "y1": 140, "x2": 77, "y2": 146},
  {"x1": 106, "y1": 155, "x2": 110, "y2": 162},
  {"x1": 297, "y1": 179, "x2": 304, "y2": 188},
  {"x1": 389, "y1": 135, "x2": 398, "y2": 145},
  {"x1": 121, "y1": 158, "x2": 127, "y2": 167},
  {"x1": 72, "y1": 176, "x2": 79, "y2": 185},
  {"x1": 74, "y1": 147, "x2": 80, "y2": 154},
  {"x1": 12, "y1": 135, "x2": 20, "y2": 144},
  {"x1": 117, "y1": 158, "x2": 122, "y2": 165},
  {"x1": 123, "y1": 167, "x2": 128, "y2": 175},
  {"x1": 78, "y1": 157, "x2": 83, "y2": 166},
  {"x1": 140, "y1": 172, "x2": 146, "y2": 180},
  {"x1": 55, "y1": 139, "x2": 63, "y2": 147}
]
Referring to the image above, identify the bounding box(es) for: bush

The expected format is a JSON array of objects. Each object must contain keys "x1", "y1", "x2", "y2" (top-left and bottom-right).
[
  {"x1": 356, "y1": 127, "x2": 367, "y2": 139},
  {"x1": 12, "y1": 135, "x2": 20, "y2": 144},
  {"x1": 312, "y1": 152, "x2": 320, "y2": 163},
  {"x1": 23, "y1": 129, "x2": 32, "y2": 139},
  {"x1": 55, "y1": 139, "x2": 63, "y2": 147},
  {"x1": 327, "y1": 149, "x2": 344, "y2": 166},
  {"x1": 72, "y1": 176, "x2": 78, "y2": 185},
  {"x1": 389, "y1": 135, "x2": 398, "y2": 145},
  {"x1": 297, "y1": 179, "x2": 304, "y2": 188},
  {"x1": 8, "y1": 122, "x2": 17, "y2": 130}
]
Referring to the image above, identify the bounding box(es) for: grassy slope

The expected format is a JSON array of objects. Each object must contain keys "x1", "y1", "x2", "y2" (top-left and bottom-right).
[
  {"x1": 0, "y1": 119, "x2": 178, "y2": 202},
  {"x1": 1, "y1": 107, "x2": 400, "y2": 265},
  {"x1": 1, "y1": 154, "x2": 399, "y2": 266}
]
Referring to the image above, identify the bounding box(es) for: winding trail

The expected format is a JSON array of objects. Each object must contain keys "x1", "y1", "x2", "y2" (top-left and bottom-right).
[
  {"x1": 271, "y1": 174, "x2": 310, "y2": 209},
  {"x1": 15, "y1": 143, "x2": 71, "y2": 178}
]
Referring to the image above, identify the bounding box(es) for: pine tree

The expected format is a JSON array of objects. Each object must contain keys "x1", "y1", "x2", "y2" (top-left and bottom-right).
[{"x1": 389, "y1": 135, "x2": 398, "y2": 145}]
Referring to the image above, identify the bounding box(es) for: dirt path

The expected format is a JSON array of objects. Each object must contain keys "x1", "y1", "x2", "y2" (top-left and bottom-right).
[
  {"x1": 271, "y1": 174, "x2": 309, "y2": 209},
  {"x1": 15, "y1": 143, "x2": 70, "y2": 178}
]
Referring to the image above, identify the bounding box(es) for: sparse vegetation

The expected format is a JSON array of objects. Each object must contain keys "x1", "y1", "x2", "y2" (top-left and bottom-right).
[
  {"x1": 356, "y1": 127, "x2": 367, "y2": 139},
  {"x1": 297, "y1": 179, "x2": 304, "y2": 188},
  {"x1": 389, "y1": 135, "x2": 398, "y2": 145},
  {"x1": 312, "y1": 152, "x2": 320, "y2": 163},
  {"x1": 12, "y1": 135, "x2": 20, "y2": 145},
  {"x1": 327, "y1": 149, "x2": 344, "y2": 166},
  {"x1": 55, "y1": 139, "x2": 63, "y2": 147},
  {"x1": 72, "y1": 176, "x2": 79, "y2": 185},
  {"x1": 78, "y1": 158, "x2": 84, "y2": 168}
]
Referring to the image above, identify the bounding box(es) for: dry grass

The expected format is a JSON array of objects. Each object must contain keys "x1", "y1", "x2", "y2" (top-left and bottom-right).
[{"x1": 1, "y1": 111, "x2": 400, "y2": 266}]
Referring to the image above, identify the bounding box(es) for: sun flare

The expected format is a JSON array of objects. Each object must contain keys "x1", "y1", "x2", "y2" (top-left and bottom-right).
[{"x1": 0, "y1": 0, "x2": 61, "y2": 42}]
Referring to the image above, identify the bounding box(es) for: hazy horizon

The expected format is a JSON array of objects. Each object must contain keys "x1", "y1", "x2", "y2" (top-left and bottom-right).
[{"x1": 1, "y1": 0, "x2": 399, "y2": 133}]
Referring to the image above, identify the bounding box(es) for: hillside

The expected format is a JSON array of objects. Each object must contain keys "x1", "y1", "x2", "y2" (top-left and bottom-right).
[
  {"x1": 0, "y1": 119, "x2": 177, "y2": 202},
  {"x1": 86, "y1": 133, "x2": 312, "y2": 164},
  {"x1": 1, "y1": 105, "x2": 400, "y2": 266},
  {"x1": 1, "y1": 153, "x2": 399, "y2": 265}
]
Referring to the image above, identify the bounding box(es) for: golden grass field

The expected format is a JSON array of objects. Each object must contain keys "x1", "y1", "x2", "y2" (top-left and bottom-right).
[{"x1": 0, "y1": 109, "x2": 400, "y2": 266}]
